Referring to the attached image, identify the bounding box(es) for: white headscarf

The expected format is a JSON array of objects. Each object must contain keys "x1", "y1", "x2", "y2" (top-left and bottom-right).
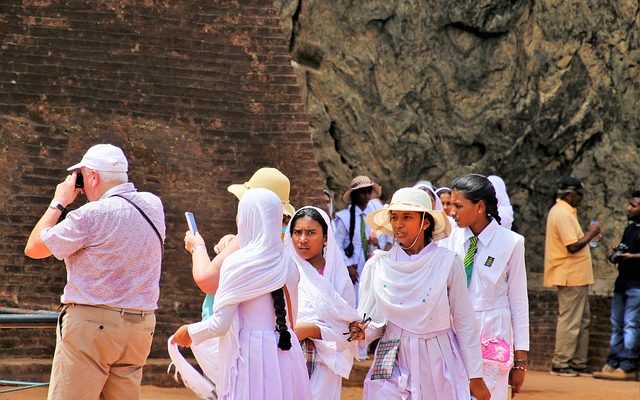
[
  {"x1": 358, "y1": 246, "x2": 458, "y2": 334},
  {"x1": 413, "y1": 182, "x2": 444, "y2": 211},
  {"x1": 285, "y1": 206, "x2": 359, "y2": 378},
  {"x1": 487, "y1": 175, "x2": 514, "y2": 230},
  {"x1": 214, "y1": 188, "x2": 289, "y2": 397}
]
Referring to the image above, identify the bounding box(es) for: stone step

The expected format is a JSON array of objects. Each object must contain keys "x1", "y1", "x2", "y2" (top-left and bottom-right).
[
  {"x1": 0, "y1": 357, "x2": 373, "y2": 388},
  {"x1": 0, "y1": 359, "x2": 52, "y2": 384},
  {"x1": 0, "y1": 358, "x2": 196, "y2": 388}
]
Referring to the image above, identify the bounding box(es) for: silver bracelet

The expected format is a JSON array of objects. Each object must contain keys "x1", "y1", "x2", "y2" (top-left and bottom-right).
[{"x1": 191, "y1": 245, "x2": 207, "y2": 254}]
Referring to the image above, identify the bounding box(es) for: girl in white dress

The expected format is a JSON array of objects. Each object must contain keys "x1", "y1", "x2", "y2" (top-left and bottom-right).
[
  {"x1": 357, "y1": 187, "x2": 490, "y2": 400},
  {"x1": 287, "y1": 206, "x2": 359, "y2": 400},
  {"x1": 447, "y1": 174, "x2": 529, "y2": 399},
  {"x1": 171, "y1": 189, "x2": 311, "y2": 400}
]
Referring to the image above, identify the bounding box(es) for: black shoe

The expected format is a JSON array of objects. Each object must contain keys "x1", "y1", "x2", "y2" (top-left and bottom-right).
[
  {"x1": 572, "y1": 366, "x2": 595, "y2": 376},
  {"x1": 550, "y1": 366, "x2": 579, "y2": 377}
]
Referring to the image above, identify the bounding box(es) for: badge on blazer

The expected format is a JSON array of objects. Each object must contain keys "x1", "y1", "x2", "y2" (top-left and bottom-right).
[{"x1": 484, "y1": 256, "x2": 495, "y2": 267}]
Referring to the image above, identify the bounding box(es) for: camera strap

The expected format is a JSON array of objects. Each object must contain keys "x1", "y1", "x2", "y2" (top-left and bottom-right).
[{"x1": 111, "y1": 194, "x2": 164, "y2": 257}]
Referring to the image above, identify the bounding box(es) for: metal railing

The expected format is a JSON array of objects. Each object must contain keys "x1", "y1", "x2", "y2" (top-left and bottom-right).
[{"x1": 0, "y1": 307, "x2": 58, "y2": 393}]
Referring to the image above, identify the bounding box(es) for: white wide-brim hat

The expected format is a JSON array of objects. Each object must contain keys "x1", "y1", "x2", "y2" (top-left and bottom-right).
[
  {"x1": 366, "y1": 187, "x2": 451, "y2": 241},
  {"x1": 228, "y1": 167, "x2": 296, "y2": 216}
]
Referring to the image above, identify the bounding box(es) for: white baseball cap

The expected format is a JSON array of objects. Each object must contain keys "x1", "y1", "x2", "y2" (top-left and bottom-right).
[{"x1": 67, "y1": 144, "x2": 128, "y2": 172}]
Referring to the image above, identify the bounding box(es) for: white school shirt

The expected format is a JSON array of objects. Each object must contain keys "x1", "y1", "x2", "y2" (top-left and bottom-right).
[
  {"x1": 446, "y1": 220, "x2": 530, "y2": 351},
  {"x1": 334, "y1": 206, "x2": 371, "y2": 270}
]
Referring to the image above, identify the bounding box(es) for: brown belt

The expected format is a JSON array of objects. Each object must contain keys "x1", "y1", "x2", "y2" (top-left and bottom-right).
[{"x1": 66, "y1": 303, "x2": 154, "y2": 317}]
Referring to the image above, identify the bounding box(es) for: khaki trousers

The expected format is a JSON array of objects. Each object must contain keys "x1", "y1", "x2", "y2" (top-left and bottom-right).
[
  {"x1": 552, "y1": 285, "x2": 590, "y2": 369},
  {"x1": 47, "y1": 304, "x2": 155, "y2": 400}
]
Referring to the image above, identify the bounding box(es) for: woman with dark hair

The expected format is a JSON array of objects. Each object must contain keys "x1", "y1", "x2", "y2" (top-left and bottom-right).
[
  {"x1": 171, "y1": 189, "x2": 311, "y2": 400},
  {"x1": 435, "y1": 187, "x2": 453, "y2": 216},
  {"x1": 357, "y1": 187, "x2": 490, "y2": 400},
  {"x1": 335, "y1": 176, "x2": 384, "y2": 291},
  {"x1": 287, "y1": 206, "x2": 359, "y2": 400},
  {"x1": 447, "y1": 174, "x2": 529, "y2": 399}
]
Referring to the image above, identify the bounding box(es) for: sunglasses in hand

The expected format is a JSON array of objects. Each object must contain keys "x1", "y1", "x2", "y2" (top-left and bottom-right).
[{"x1": 343, "y1": 313, "x2": 372, "y2": 342}]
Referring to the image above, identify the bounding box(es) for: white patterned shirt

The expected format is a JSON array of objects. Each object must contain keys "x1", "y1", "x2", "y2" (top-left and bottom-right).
[{"x1": 41, "y1": 183, "x2": 165, "y2": 310}]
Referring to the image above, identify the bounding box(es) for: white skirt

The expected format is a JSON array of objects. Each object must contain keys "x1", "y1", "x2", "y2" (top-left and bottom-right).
[{"x1": 364, "y1": 323, "x2": 470, "y2": 400}]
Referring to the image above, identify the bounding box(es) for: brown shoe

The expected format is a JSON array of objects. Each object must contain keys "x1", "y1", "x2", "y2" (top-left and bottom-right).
[
  {"x1": 592, "y1": 364, "x2": 616, "y2": 378},
  {"x1": 593, "y1": 367, "x2": 636, "y2": 381}
]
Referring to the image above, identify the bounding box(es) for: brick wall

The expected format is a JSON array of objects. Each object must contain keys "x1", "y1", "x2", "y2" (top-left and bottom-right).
[
  {"x1": 0, "y1": 0, "x2": 324, "y2": 383},
  {"x1": 528, "y1": 290, "x2": 611, "y2": 370}
]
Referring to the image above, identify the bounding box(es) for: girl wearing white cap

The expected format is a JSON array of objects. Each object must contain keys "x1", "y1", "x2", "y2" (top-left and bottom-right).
[
  {"x1": 357, "y1": 187, "x2": 490, "y2": 400},
  {"x1": 287, "y1": 206, "x2": 359, "y2": 400},
  {"x1": 172, "y1": 189, "x2": 311, "y2": 400},
  {"x1": 447, "y1": 174, "x2": 529, "y2": 399}
]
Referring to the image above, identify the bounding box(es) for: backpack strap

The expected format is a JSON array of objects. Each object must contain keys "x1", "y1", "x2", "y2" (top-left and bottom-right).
[{"x1": 111, "y1": 194, "x2": 164, "y2": 257}]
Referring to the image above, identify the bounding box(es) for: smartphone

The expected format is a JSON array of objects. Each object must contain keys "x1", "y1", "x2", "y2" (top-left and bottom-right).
[
  {"x1": 185, "y1": 212, "x2": 198, "y2": 234},
  {"x1": 75, "y1": 172, "x2": 84, "y2": 189}
]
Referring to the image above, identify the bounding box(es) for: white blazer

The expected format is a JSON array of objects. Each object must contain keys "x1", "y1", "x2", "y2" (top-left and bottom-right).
[{"x1": 446, "y1": 219, "x2": 530, "y2": 351}]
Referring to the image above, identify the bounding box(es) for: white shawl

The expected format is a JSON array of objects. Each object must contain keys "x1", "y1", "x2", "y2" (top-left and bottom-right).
[
  {"x1": 214, "y1": 188, "x2": 289, "y2": 398},
  {"x1": 358, "y1": 244, "x2": 457, "y2": 334},
  {"x1": 286, "y1": 206, "x2": 359, "y2": 378}
]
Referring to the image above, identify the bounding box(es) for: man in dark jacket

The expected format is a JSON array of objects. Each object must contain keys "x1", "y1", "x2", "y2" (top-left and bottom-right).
[{"x1": 594, "y1": 191, "x2": 640, "y2": 381}]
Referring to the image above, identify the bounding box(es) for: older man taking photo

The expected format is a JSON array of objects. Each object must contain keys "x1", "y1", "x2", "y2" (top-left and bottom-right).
[{"x1": 25, "y1": 144, "x2": 165, "y2": 400}]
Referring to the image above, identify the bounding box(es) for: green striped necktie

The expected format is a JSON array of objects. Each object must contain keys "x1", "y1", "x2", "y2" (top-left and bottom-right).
[
  {"x1": 360, "y1": 213, "x2": 369, "y2": 260},
  {"x1": 463, "y1": 236, "x2": 478, "y2": 287}
]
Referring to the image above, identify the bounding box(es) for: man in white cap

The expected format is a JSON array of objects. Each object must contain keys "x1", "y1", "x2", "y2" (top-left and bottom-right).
[{"x1": 24, "y1": 144, "x2": 165, "y2": 400}]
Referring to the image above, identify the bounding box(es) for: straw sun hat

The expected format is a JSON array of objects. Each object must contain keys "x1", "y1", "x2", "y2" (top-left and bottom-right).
[
  {"x1": 342, "y1": 175, "x2": 382, "y2": 204},
  {"x1": 366, "y1": 187, "x2": 451, "y2": 241},
  {"x1": 227, "y1": 167, "x2": 296, "y2": 216}
]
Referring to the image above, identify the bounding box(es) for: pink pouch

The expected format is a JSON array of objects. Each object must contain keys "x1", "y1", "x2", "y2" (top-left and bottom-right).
[{"x1": 481, "y1": 336, "x2": 513, "y2": 373}]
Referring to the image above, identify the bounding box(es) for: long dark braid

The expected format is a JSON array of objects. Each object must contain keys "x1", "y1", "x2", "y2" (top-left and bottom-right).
[
  {"x1": 485, "y1": 199, "x2": 502, "y2": 225},
  {"x1": 271, "y1": 288, "x2": 292, "y2": 351},
  {"x1": 345, "y1": 197, "x2": 357, "y2": 257},
  {"x1": 452, "y1": 174, "x2": 502, "y2": 224}
]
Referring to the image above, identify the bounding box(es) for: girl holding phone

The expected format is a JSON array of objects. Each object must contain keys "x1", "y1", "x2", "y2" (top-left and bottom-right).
[{"x1": 172, "y1": 189, "x2": 311, "y2": 400}]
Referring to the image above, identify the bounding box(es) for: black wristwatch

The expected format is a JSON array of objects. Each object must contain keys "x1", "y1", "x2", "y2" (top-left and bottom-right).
[{"x1": 49, "y1": 199, "x2": 66, "y2": 213}]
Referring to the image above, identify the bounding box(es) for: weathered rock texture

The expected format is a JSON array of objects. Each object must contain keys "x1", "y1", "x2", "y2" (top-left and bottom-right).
[
  {"x1": 277, "y1": 0, "x2": 640, "y2": 293},
  {"x1": 0, "y1": 0, "x2": 323, "y2": 385}
]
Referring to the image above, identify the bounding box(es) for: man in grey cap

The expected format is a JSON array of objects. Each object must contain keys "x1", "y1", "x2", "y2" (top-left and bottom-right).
[
  {"x1": 24, "y1": 144, "x2": 165, "y2": 400},
  {"x1": 544, "y1": 176, "x2": 601, "y2": 377}
]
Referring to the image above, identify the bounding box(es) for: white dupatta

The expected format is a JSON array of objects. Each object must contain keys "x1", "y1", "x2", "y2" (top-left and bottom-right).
[
  {"x1": 286, "y1": 206, "x2": 359, "y2": 378},
  {"x1": 214, "y1": 188, "x2": 289, "y2": 397},
  {"x1": 358, "y1": 244, "x2": 457, "y2": 334}
]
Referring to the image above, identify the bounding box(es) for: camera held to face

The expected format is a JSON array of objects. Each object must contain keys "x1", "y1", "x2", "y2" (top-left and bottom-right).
[{"x1": 608, "y1": 242, "x2": 629, "y2": 263}]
